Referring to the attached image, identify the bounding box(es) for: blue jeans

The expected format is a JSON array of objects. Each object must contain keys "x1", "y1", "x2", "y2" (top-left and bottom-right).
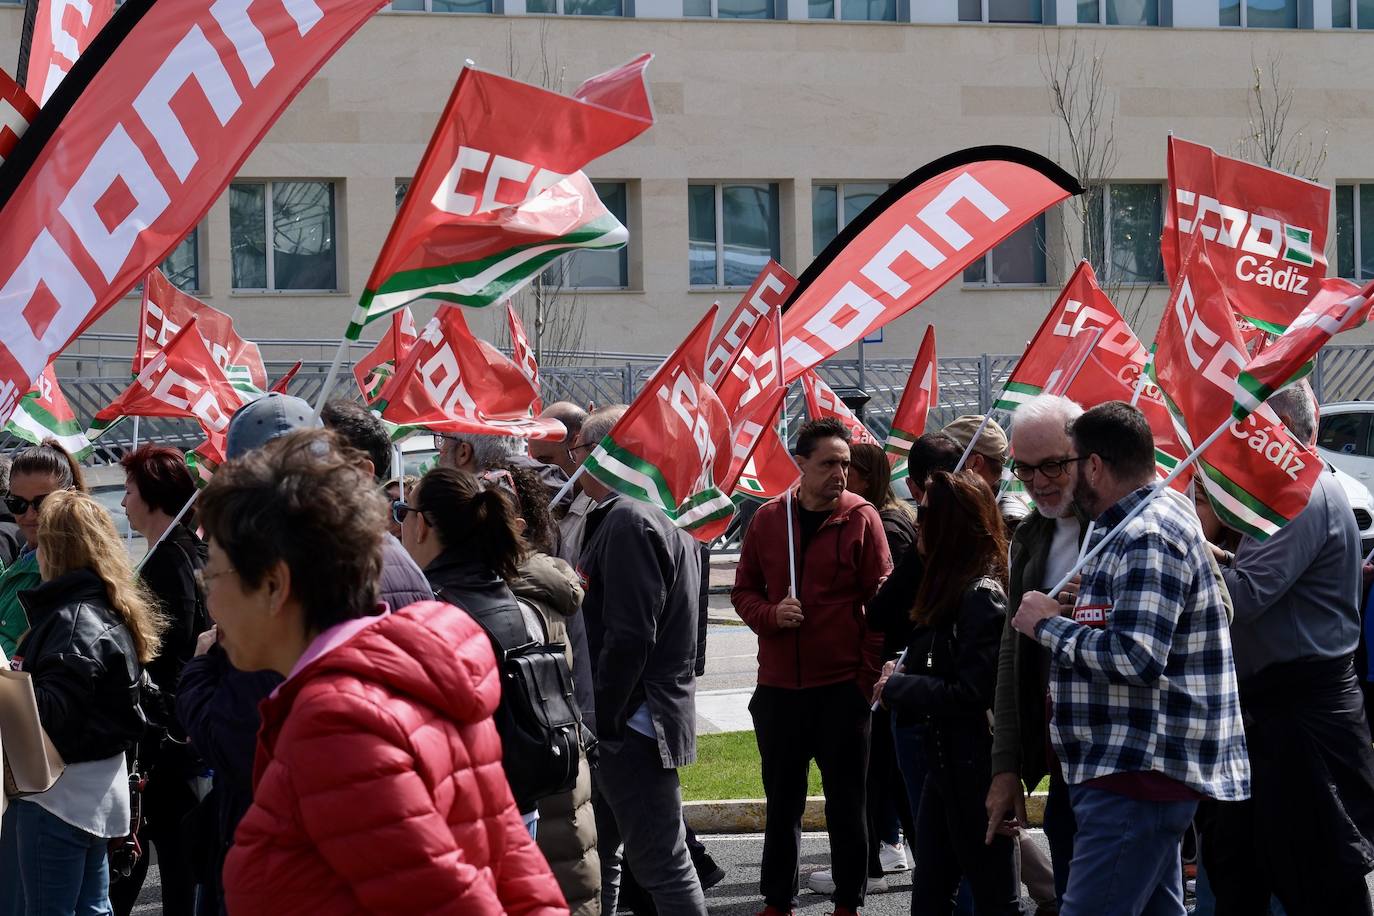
[
  {"x1": 1043, "y1": 768, "x2": 1078, "y2": 906},
  {"x1": 0, "y1": 800, "x2": 113, "y2": 916},
  {"x1": 1061, "y1": 785, "x2": 1197, "y2": 916},
  {"x1": 891, "y1": 719, "x2": 974, "y2": 916}
]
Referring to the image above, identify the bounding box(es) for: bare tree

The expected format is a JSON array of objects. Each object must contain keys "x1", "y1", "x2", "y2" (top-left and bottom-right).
[
  {"x1": 1039, "y1": 33, "x2": 1155, "y2": 329},
  {"x1": 1233, "y1": 50, "x2": 1328, "y2": 181}
]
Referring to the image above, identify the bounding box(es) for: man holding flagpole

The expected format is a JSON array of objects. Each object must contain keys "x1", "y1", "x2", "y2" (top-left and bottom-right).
[
  {"x1": 1011, "y1": 401, "x2": 1249, "y2": 916},
  {"x1": 732, "y1": 417, "x2": 892, "y2": 916}
]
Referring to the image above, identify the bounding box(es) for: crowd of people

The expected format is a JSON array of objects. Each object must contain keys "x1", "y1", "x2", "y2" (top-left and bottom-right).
[{"x1": 0, "y1": 382, "x2": 1370, "y2": 916}]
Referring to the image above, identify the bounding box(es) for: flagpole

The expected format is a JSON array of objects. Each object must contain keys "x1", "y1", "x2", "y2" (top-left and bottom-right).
[
  {"x1": 135, "y1": 490, "x2": 200, "y2": 574},
  {"x1": 312, "y1": 338, "x2": 350, "y2": 421},
  {"x1": 1045, "y1": 415, "x2": 1233, "y2": 598},
  {"x1": 1129, "y1": 353, "x2": 1153, "y2": 407},
  {"x1": 394, "y1": 444, "x2": 406, "y2": 499},
  {"x1": 551, "y1": 465, "x2": 585, "y2": 508},
  {"x1": 127, "y1": 416, "x2": 140, "y2": 544},
  {"x1": 769, "y1": 306, "x2": 798, "y2": 598}
]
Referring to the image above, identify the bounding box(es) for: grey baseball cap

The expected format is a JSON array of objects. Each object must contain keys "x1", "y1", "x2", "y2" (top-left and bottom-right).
[{"x1": 225, "y1": 393, "x2": 321, "y2": 459}]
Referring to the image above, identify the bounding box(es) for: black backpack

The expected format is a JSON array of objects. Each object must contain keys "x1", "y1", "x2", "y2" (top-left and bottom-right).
[{"x1": 434, "y1": 586, "x2": 587, "y2": 807}]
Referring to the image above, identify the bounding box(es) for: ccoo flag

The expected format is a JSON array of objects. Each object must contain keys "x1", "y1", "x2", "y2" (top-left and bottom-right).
[
  {"x1": 705, "y1": 261, "x2": 797, "y2": 386},
  {"x1": 137, "y1": 269, "x2": 267, "y2": 393},
  {"x1": 885, "y1": 325, "x2": 936, "y2": 473},
  {"x1": 1150, "y1": 237, "x2": 1322, "y2": 540},
  {"x1": 354, "y1": 307, "x2": 419, "y2": 406},
  {"x1": 4, "y1": 365, "x2": 93, "y2": 459},
  {"x1": 0, "y1": 69, "x2": 37, "y2": 165},
  {"x1": 1163, "y1": 137, "x2": 1331, "y2": 333},
  {"x1": 506, "y1": 303, "x2": 542, "y2": 413},
  {"x1": 24, "y1": 0, "x2": 113, "y2": 105},
  {"x1": 351, "y1": 55, "x2": 654, "y2": 337},
  {"x1": 583, "y1": 307, "x2": 735, "y2": 535},
  {"x1": 801, "y1": 370, "x2": 876, "y2": 445},
  {"x1": 779, "y1": 147, "x2": 1081, "y2": 382}
]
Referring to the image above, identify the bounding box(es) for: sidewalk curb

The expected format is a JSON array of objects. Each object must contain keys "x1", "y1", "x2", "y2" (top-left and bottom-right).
[{"x1": 685, "y1": 792, "x2": 1048, "y2": 835}]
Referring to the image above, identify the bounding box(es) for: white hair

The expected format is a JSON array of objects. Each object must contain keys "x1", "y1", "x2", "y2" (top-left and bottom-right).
[
  {"x1": 1269, "y1": 379, "x2": 1317, "y2": 445},
  {"x1": 446, "y1": 433, "x2": 525, "y2": 471},
  {"x1": 1011, "y1": 393, "x2": 1084, "y2": 439}
]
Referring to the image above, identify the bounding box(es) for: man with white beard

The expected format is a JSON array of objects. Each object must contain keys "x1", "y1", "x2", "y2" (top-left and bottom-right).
[{"x1": 984, "y1": 394, "x2": 1087, "y2": 910}]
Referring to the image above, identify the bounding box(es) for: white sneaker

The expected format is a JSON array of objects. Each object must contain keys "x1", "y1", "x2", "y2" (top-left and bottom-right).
[
  {"x1": 878, "y1": 841, "x2": 909, "y2": 873},
  {"x1": 805, "y1": 869, "x2": 888, "y2": 895}
]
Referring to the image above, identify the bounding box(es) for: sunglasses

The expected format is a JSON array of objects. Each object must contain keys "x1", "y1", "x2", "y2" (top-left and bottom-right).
[
  {"x1": 5, "y1": 490, "x2": 62, "y2": 516},
  {"x1": 391, "y1": 499, "x2": 418, "y2": 526}
]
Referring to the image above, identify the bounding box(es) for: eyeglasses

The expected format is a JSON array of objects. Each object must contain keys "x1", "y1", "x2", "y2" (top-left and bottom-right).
[
  {"x1": 567, "y1": 442, "x2": 594, "y2": 464},
  {"x1": 1009, "y1": 456, "x2": 1089, "y2": 483},
  {"x1": 391, "y1": 499, "x2": 419, "y2": 526},
  {"x1": 5, "y1": 490, "x2": 61, "y2": 516},
  {"x1": 194, "y1": 567, "x2": 237, "y2": 593}
]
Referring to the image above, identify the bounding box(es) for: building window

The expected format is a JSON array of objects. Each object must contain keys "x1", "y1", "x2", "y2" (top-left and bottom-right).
[
  {"x1": 1077, "y1": 0, "x2": 1159, "y2": 24},
  {"x1": 963, "y1": 214, "x2": 1047, "y2": 285},
  {"x1": 689, "y1": 183, "x2": 780, "y2": 288},
  {"x1": 388, "y1": 0, "x2": 495, "y2": 11},
  {"x1": 1332, "y1": 0, "x2": 1374, "y2": 26},
  {"x1": 528, "y1": 0, "x2": 623, "y2": 13},
  {"x1": 809, "y1": 0, "x2": 895, "y2": 20},
  {"x1": 162, "y1": 228, "x2": 202, "y2": 293},
  {"x1": 1089, "y1": 183, "x2": 1164, "y2": 285},
  {"x1": 812, "y1": 183, "x2": 889, "y2": 257},
  {"x1": 230, "y1": 181, "x2": 338, "y2": 292},
  {"x1": 958, "y1": 0, "x2": 1042, "y2": 22},
  {"x1": 395, "y1": 179, "x2": 410, "y2": 210},
  {"x1": 1336, "y1": 185, "x2": 1374, "y2": 281},
  {"x1": 684, "y1": 0, "x2": 775, "y2": 16},
  {"x1": 543, "y1": 182, "x2": 630, "y2": 289},
  {"x1": 1220, "y1": 0, "x2": 1298, "y2": 27}
]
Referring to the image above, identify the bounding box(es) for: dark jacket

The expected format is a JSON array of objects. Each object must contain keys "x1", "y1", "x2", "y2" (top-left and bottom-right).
[
  {"x1": 868, "y1": 516, "x2": 924, "y2": 660},
  {"x1": 140, "y1": 523, "x2": 207, "y2": 698},
  {"x1": 879, "y1": 505, "x2": 917, "y2": 568},
  {"x1": 989, "y1": 510, "x2": 1083, "y2": 789},
  {"x1": 0, "y1": 509, "x2": 22, "y2": 569},
  {"x1": 732, "y1": 489, "x2": 892, "y2": 695},
  {"x1": 881, "y1": 576, "x2": 1007, "y2": 772},
  {"x1": 580, "y1": 493, "x2": 700, "y2": 768},
  {"x1": 380, "y1": 532, "x2": 433, "y2": 610},
  {"x1": 423, "y1": 548, "x2": 543, "y2": 812},
  {"x1": 15, "y1": 568, "x2": 146, "y2": 763}
]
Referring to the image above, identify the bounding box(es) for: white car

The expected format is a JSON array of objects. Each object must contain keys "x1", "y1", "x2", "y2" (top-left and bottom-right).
[{"x1": 1313, "y1": 402, "x2": 1374, "y2": 554}]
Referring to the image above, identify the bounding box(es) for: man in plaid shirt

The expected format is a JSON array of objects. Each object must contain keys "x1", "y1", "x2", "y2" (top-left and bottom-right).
[{"x1": 1012, "y1": 401, "x2": 1249, "y2": 916}]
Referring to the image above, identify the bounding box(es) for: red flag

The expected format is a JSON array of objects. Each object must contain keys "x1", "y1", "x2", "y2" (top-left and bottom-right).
[
  {"x1": 88, "y1": 319, "x2": 246, "y2": 459},
  {"x1": 25, "y1": 0, "x2": 114, "y2": 105},
  {"x1": 0, "y1": 0, "x2": 399, "y2": 427},
  {"x1": 581, "y1": 307, "x2": 736, "y2": 537},
  {"x1": 1149, "y1": 238, "x2": 1322, "y2": 540},
  {"x1": 0, "y1": 69, "x2": 38, "y2": 165},
  {"x1": 779, "y1": 147, "x2": 1081, "y2": 381},
  {"x1": 506, "y1": 302, "x2": 542, "y2": 413},
  {"x1": 801, "y1": 371, "x2": 877, "y2": 445},
  {"x1": 1235, "y1": 278, "x2": 1374, "y2": 419},
  {"x1": 704, "y1": 260, "x2": 797, "y2": 385},
  {"x1": 353, "y1": 307, "x2": 418, "y2": 406},
  {"x1": 1163, "y1": 137, "x2": 1330, "y2": 333},
  {"x1": 376, "y1": 307, "x2": 564, "y2": 440},
  {"x1": 270, "y1": 360, "x2": 303, "y2": 394},
  {"x1": 137, "y1": 269, "x2": 267, "y2": 391},
  {"x1": 735, "y1": 424, "x2": 800, "y2": 501},
  {"x1": 352, "y1": 55, "x2": 654, "y2": 336},
  {"x1": 885, "y1": 325, "x2": 936, "y2": 466}
]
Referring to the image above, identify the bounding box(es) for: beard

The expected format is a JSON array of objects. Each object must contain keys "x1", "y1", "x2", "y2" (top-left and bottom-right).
[{"x1": 1071, "y1": 473, "x2": 1100, "y2": 519}]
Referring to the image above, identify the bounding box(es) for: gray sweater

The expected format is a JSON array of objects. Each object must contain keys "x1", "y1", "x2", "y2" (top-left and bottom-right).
[{"x1": 1223, "y1": 466, "x2": 1362, "y2": 682}]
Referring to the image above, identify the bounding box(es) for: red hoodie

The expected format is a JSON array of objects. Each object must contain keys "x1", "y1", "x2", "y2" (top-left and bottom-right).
[
  {"x1": 732, "y1": 490, "x2": 892, "y2": 695},
  {"x1": 223, "y1": 601, "x2": 568, "y2": 916}
]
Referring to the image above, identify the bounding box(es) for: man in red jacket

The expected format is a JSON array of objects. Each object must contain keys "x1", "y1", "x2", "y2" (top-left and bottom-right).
[{"x1": 732, "y1": 417, "x2": 893, "y2": 916}]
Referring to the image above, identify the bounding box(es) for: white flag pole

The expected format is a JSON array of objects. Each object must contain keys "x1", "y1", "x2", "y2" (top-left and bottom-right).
[
  {"x1": 1045, "y1": 415, "x2": 1232, "y2": 598},
  {"x1": 135, "y1": 490, "x2": 201, "y2": 574},
  {"x1": 311, "y1": 338, "x2": 350, "y2": 421},
  {"x1": 953, "y1": 413, "x2": 994, "y2": 473}
]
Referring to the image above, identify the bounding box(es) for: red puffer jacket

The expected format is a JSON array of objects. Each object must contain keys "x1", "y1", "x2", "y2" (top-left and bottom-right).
[
  {"x1": 732, "y1": 490, "x2": 892, "y2": 695},
  {"x1": 223, "y1": 601, "x2": 568, "y2": 916}
]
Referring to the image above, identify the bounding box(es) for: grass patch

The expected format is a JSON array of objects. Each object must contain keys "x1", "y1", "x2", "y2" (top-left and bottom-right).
[{"x1": 681, "y1": 731, "x2": 823, "y2": 801}]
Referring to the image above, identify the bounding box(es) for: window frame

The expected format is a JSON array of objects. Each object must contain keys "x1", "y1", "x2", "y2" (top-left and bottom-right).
[
  {"x1": 526, "y1": 0, "x2": 625, "y2": 15},
  {"x1": 1220, "y1": 0, "x2": 1300, "y2": 28},
  {"x1": 1331, "y1": 0, "x2": 1374, "y2": 26},
  {"x1": 807, "y1": 0, "x2": 897, "y2": 21},
  {"x1": 684, "y1": 0, "x2": 778, "y2": 17},
  {"x1": 960, "y1": 0, "x2": 1043, "y2": 23},
  {"x1": 1077, "y1": 0, "x2": 1161, "y2": 25},
  {"x1": 230, "y1": 179, "x2": 341, "y2": 294},
  {"x1": 1336, "y1": 182, "x2": 1374, "y2": 282},
  {"x1": 544, "y1": 180, "x2": 632, "y2": 290},
  {"x1": 1095, "y1": 181, "x2": 1166, "y2": 287},
  {"x1": 689, "y1": 181, "x2": 781, "y2": 290},
  {"x1": 812, "y1": 181, "x2": 892, "y2": 258},
  {"x1": 961, "y1": 212, "x2": 1049, "y2": 288},
  {"x1": 385, "y1": 0, "x2": 497, "y2": 12}
]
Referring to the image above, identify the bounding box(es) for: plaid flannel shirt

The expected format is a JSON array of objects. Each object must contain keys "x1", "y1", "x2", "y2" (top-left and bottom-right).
[{"x1": 1035, "y1": 486, "x2": 1250, "y2": 801}]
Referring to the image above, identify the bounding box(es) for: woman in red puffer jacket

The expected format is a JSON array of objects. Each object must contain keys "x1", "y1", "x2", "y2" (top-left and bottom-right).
[{"x1": 200, "y1": 429, "x2": 566, "y2": 916}]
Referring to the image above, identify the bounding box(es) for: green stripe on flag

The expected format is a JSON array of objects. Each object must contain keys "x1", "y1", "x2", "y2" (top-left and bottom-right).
[
  {"x1": 1196, "y1": 459, "x2": 1287, "y2": 531},
  {"x1": 6, "y1": 400, "x2": 93, "y2": 459},
  {"x1": 348, "y1": 217, "x2": 627, "y2": 339},
  {"x1": 584, "y1": 438, "x2": 677, "y2": 511},
  {"x1": 677, "y1": 488, "x2": 736, "y2": 530},
  {"x1": 993, "y1": 381, "x2": 1042, "y2": 413}
]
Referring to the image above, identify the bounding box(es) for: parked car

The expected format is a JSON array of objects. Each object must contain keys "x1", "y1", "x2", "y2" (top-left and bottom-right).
[{"x1": 1314, "y1": 401, "x2": 1374, "y2": 555}]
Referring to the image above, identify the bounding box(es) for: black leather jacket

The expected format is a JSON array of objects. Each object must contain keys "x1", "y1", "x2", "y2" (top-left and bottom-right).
[{"x1": 16, "y1": 568, "x2": 146, "y2": 764}]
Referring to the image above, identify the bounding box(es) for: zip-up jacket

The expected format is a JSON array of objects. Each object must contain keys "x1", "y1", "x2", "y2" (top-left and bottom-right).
[{"x1": 732, "y1": 489, "x2": 892, "y2": 694}]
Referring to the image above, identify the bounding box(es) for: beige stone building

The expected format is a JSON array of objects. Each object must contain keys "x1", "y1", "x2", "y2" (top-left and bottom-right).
[{"x1": 3, "y1": 1, "x2": 1374, "y2": 362}]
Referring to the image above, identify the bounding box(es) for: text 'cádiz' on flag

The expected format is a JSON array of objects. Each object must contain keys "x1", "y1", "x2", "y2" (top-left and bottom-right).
[
  {"x1": 1149, "y1": 234, "x2": 1323, "y2": 541},
  {"x1": 776, "y1": 147, "x2": 1082, "y2": 382},
  {"x1": 583, "y1": 306, "x2": 736, "y2": 537},
  {"x1": 350, "y1": 54, "x2": 656, "y2": 338},
  {"x1": 0, "y1": 0, "x2": 408, "y2": 430},
  {"x1": 5, "y1": 365, "x2": 93, "y2": 460}
]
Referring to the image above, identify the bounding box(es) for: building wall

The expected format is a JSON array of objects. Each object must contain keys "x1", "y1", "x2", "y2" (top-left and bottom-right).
[{"x1": 2, "y1": 6, "x2": 1372, "y2": 361}]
